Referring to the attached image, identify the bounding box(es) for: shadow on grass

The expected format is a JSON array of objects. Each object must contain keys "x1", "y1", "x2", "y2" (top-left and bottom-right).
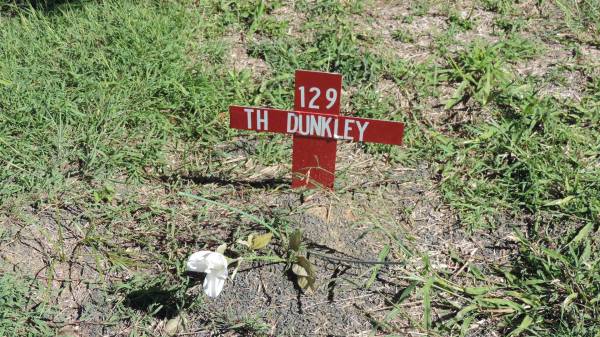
[
  {"x1": 124, "y1": 286, "x2": 185, "y2": 319},
  {"x1": 119, "y1": 274, "x2": 197, "y2": 320},
  {"x1": 1, "y1": 0, "x2": 85, "y2": 15},
  {"x1": 160, "y1": 173, "x2": 289, "y2": 190}
]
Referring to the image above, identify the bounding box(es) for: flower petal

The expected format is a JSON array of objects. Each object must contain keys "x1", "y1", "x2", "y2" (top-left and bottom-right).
[
  {"x1": 186, "y1": 251, "x2": 212, "y2": 273},
  {"x1": 187, "y1": 250, "x2": 228, "y2": 297},
  {"x1": 203, "y1": 251, "x2": 228, "y2": 273},
  {"x1": 203, "y1": 272, "x2": 225, "y2": 298}
]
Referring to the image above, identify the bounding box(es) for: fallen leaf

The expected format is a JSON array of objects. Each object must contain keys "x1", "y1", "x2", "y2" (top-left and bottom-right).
[
  {"x1": 216, "y1": 243, "x2": 227, "y2": 254},
  {"x1": 250, "y1": 232, "x2": 272, "y2": 250},
  {"x1": 292, "y1": 263, "x2": 309, "y2": 277},
  {"x1": 297, "y1": 276, "x2": 309, "y2": 289},
  {"x1": 295, "y1": 256, "x2": 316, "y2": 292},
  {"x1": 164, "y1": 315, "x2": 184, "y2": 336},
  {"x1": 57, "y1": 326, "x2": 80, "y2": 337},
  {"x1": 289, "y1": 229, "x2": 302, "y2": 252}
]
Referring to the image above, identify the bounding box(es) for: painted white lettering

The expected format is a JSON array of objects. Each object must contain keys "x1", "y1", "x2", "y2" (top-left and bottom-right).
[
  {"x1": 287, "y1": 112, "x2": 298, "y2": 133},
  {"x1": 298, "y1": 114, "x2": 310, "y2": 136},
  {"x1": 322, "y1": 116, "x2": 333, "y2": 138},
  {"x1": 244, "y1": 108, "x2": 254, "y2": 129},
  {"x1": 356, "y1": 121, "x2": 369, "y2": 141},
  {"x1": 343, "y1": 119, "x2": 355, "y2": 141},
  {"x1": 256, "y1": 110, "x2": 268, "y2": 130},
  {"x1": 333, "y1": 118, "x2": 342, "y2": 139},
  {"x1": 309, "y1": 115, "x2": 321, "y2": 136}
]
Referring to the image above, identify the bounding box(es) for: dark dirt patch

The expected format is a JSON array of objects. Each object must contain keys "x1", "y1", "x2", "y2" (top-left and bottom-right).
[
  {"x1": 0, "y1": 142, "x2": 520, "y2": 336},
  {"x1": 169, "y1": 144, "x2": 519, "y2": 336}
]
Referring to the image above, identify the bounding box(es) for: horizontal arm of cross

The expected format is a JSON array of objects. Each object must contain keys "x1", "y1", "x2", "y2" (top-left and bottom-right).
[{"x1": 230, "y1": 105, "x2": 404, "y2": 146}]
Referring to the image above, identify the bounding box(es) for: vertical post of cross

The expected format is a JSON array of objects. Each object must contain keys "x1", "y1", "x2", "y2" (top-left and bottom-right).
[{"x1": 291, "y1": 70, "x2": 342, "y2": 189}]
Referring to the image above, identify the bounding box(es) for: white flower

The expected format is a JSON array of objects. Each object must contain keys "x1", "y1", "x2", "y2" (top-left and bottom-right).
[{"x1": 186, "y1": 251, "x2": 228, "y2": 298}]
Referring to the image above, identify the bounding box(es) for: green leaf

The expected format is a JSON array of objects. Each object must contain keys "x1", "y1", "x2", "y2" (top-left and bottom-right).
[
  {"x1": 456, "y1": 303, "x2": 477, "y2": 321},
  {"x1": 561, "y1": 292, "x2": 578, "y2": 311},
  {"x1": 295, "y1": 256, "x2": 316, "y2": 292},
  {"x1": 541, "y1": 247, "x2": 569, "y2": 265},
  {"x1": 580, "y1": 240, "x2": 592, "y2": 263},
  {"x1": 250, "y1": 232, "x2": 272, "y2": 250},
  {"x1": 93, "y1": 185, "x2": 115, "y2": 203},
  {"x1": 460, "y1": 315, "x2": 475, "y2": 337},
  {"x1": 505, "y1": 291, "x2": 537, "y2": 307},
  {"x1": 464, "y1": 286, "x2": 493, "y2": 296},
  {"x1": 395, "y1": 282, "x2": 418, "y2": 305},
  {"x1": 384, "y1": 281, "x2": 418, "y2": 322},
  {"x1": 364, "y1": 244, "x2": 390, "y2": 289},
  {"x1": 477, "y1": 298, "x2": 523, "y2": 312},
  {"x1": 289, "y1": 229, "x2": 302, "y2": 252},
  {"x1": 569, "y1": 222, "x2": 593, "y2": 246},
  {"x1": 508, "y1": 315, "x2": 533, "y2": 336},
  {"x1": 434, "y1": 276, "x2": 463, "y2": 293},
  {"x1": 543, "y1": 195, "x2": 575, "y2": 207},
  {"x1": 292, "y1": 263, "x2": 308, "y2": 277},
  {"x1": 216, "y1": 243, "x2": 227, "y2": 254},
  {"x1": 422, "y1": 277, "x2": 433, "y2": 329},
  {"x1": 445, "y1": 80, "x2": 469, "y2": 109},
  {"x1": 523, "y1": 278, "x2": 546, "y2": 286}
]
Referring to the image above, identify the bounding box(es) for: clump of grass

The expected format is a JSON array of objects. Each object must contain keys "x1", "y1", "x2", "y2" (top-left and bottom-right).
[
  {"x1": 0, "y1": 2, "x2": 197, "y2": 198},
  {"x1": 493, "y1": 15, "x2": 525, "y2": 34},
  {"x1": 503, "y1": 223, "x2": 599, "y2": 336},
  {"x1": 444, "y1": 37, "x2": 539, "y2": 109},
  {"x1": 447, "y1": 10, "x2": 475, "y2": 31},
  {"x1": 438, "y1": 86, "x2": 599, "y2": 227},
  {"x1": 206, "y1": 0, "x2": 288, "y2": 38},
  {"x1": 0, "y1": 273, "x2": 55, "y2": 337},
  {"x1": 410, "y1": 1, "x2": 432, "y2": 16},
  {"x1": 480, "y1": 0, "x2": 517, "y2": 14},
  {"x1": 0, "y1": 1, "x2": 258, "y2": 200},
  {"x1": 427, "y1": 221, "x2": 598, "y2": 336},
  {"x1": 243, "y1": 0, "x2": 385, "y2": 112},
  {"x1": 392, "y1": 29, "x2": 415, "y2": 43},
  {"x1": 555, "y1": 0, "x2": 600, "y2": 45},
  {"x1": 444, "y1": 41, "x2": 510, "y2": 108}
]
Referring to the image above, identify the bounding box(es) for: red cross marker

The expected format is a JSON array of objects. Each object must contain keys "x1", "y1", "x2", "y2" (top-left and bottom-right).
[{"x1": 229, "y1": 70, "x2": 404, "y2": 189}]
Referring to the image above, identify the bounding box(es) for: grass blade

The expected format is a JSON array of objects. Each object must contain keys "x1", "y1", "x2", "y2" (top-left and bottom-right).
[
  {"x1": 178, "y1": 192, "x2": 279, "y2": 238},
  {"x1": 423, "y1": 276, "x2": 433, "y2": 330}
]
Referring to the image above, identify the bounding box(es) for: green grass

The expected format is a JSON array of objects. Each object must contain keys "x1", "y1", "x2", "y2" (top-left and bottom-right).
[
  {"x1": 0, "y1": 0, "x2": 255, "y2": 198},
  {"x1": 1, "y1": 1, "x2": 188, "y2": 196},
  {"x1": 555, "y1": 0, "x2": 600, "y2": 45},
  {"x1": 0, "y1": 0, "x2": 599, "y2": 336},
  {"x1": 0, "y1": 272, "x2": 54, "y2": 337}
]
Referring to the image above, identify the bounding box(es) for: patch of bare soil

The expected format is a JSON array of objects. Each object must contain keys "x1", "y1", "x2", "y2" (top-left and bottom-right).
[
  {"x1": 453, "y1": 9, "x2": 498, "y2": 47},
  {"x1": 0, "y1": 138, "x2": 519, "y2": 336},
  {"x1": 271, "y1": 3, "x2": 306, "y2": 40},
  {"x1": 355, "y1": 2, "x2": 440, "y2": 61},
  {"x1": 0, "y1": 195, "x2": 114, "y2": 334},
  {"x1": 225, "y1": 31, "x2": 270, "y2": 77},
  {"x1": 171, "y1": 143, "x2": 517, "y2": 336}
]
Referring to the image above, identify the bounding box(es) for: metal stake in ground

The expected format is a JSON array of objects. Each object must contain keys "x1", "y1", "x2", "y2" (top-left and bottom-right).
[{"x1": 229, "y1": 69, "x2": 405, "y2": 189}]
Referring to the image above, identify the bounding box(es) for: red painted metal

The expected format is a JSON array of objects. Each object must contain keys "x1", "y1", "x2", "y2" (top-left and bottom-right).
[
  {"x1": 292, "y1": 70, "x2": 342, "y2": 189},
  {"x1": 228, "y1": 69, "x2": 405, "y2": 190},
  {"x1": 229, "y1": 106, "x2": 404, "y2": 145}
]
